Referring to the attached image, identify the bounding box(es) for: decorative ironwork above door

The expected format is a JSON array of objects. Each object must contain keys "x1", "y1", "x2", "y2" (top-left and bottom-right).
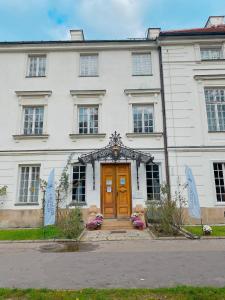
[{"x1": 78, "y1": 131, "x2": 154, "y2": 189}]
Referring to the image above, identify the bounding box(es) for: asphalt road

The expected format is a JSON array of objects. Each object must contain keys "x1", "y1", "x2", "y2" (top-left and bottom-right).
[{"x1": 0, "y1": 239, "x2": 225, "y2": 289}]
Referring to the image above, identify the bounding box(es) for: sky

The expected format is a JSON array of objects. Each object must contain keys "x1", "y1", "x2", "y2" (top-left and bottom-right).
[{"x1": 0, "y1": 0, "x2": 225, "y2": 41}]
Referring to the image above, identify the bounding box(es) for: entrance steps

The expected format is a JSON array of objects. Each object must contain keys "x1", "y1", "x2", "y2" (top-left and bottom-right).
[{"x1": 101, "y1": 218, "x2": 133, "y2": 230}]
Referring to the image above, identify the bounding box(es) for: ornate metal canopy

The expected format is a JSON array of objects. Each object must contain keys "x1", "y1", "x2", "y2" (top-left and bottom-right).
[{"x1": 78, "y1": 131, "x2": 154, "y2": 190}]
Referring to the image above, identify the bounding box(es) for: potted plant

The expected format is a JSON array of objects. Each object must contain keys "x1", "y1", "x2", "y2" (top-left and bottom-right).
[{"x1": 203, "y1": 225, "x2": 212, "y2": 235}]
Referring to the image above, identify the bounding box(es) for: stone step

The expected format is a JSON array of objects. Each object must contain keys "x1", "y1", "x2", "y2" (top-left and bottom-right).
[{"x1": 101, "y1": 219, "x2": 133, "y2": 230}]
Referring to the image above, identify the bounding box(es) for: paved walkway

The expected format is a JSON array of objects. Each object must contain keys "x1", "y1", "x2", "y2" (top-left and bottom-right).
[
  {"x1": 1, "y1": 239, "x2": 225, "y2": 289},
  {"x1": 81, "y1": 229, "x2": 152, "y2": 241}
]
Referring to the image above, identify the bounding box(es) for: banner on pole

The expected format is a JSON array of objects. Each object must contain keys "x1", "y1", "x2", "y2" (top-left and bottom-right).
[
  {"x1": 185, "y1": 165, "x2": 201, "y2": 219},
  {"x1": 44, "y1": 168, "x2": 56, "y2": 226}
]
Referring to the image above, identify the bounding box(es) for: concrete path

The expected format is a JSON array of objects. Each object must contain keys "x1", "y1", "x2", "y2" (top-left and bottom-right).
[
  {"x1": 0, "y1": 239, "x2": 225, "y2": 289},
  {"x1": 81, "y1": 229, "x2": 152, "y2": 241}
]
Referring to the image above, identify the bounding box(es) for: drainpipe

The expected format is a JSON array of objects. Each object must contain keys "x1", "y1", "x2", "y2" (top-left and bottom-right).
[{"x1": 158, "y1": 45, "x2": 171, "y2": 195}]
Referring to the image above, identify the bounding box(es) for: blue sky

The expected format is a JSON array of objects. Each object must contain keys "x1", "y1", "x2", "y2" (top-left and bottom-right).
[{"x1": 0, "y1": 0, "x2": 225, "y2": 41}]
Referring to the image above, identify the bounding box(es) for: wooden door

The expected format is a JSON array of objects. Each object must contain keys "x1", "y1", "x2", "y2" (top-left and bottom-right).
[{"x1": 101, "y1": 164, "x2": 131, "y2": 218}]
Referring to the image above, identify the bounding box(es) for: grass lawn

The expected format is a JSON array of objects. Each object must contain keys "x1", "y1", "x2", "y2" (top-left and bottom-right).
[
  {"x1": 1, "y1": 287, "x2": 225, "y2": 300},
  {"x1": 183, "y1": 225, "x2": 225, "y2": 236},
  {"x1": 0, "y1": 226, "x2": 60, "y2": 240}
]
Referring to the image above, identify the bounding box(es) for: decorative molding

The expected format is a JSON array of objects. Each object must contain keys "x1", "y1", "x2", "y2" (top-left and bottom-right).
[
  {"x1": 69, "y1": 133, "x2": 106, "y2": 140},
  {"x1": 126, "y1": 132, "x2": 163, "y2": 138},
  {"x1": 194, "y1": 74, "x2": 225, "y2": 81},
  {"x1": 70, "y1": 90, "x2": 106, "y2": 97},
  {"x1": 124, "y1": 88, "x2": 161, "y2": 96},
  {"x1": 12, "y1": 134, "x2": 49, "y2": 140},
  {"x1": 15, "y1": 90, "x2": 52, "y2": 97}
]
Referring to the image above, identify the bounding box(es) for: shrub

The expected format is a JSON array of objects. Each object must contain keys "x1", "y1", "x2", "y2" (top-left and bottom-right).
[{"x1": 58, "y1": 207, "x2": 84, "y2": 239}]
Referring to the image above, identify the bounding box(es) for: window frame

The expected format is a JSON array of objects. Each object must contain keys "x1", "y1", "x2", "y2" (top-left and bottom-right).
[
  {"x1": 132, "y1": 52, "x2": 152, "y2": 76},
  {"x1": 17, "y1": 165, "x2": 41, "y2": 204},
  {"x1": 204, "y1": 87, "x2": 225, "y2": 132},
  {"x1": 200, "y1": 47, "x2": 223, "y2": 61},
  {"x1": 132, "y1": 104, "x2": 154, "y2": 133},
  {"x1": 22, "y1": 106, "x2": 44, "y2": 135},
  {"x1": 27, "y1": 54, "x2": 47, "y2": 77},
  {"x1": 146, "y1": 163, "x2": 161, "y2": 201},
  {"x1": 79, "y1": 53, "x2": 99, "y2": 77},
  {"x1": 71, "y1": 164, "x2": 86, "y2": 205},
  {"x1": 213, "y1": 162, "x2": 225, "y2": 204},
  {"x1": 78, "y1": 105, "x2": 99, "y2": 134}
]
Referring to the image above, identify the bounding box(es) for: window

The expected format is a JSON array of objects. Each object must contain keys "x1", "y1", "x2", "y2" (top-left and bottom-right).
[
  {"x1": 133, "y1": 105, "x2": 153, "y2": 133},
  {"x1": 204, "y1": 88, "x2": 225, "y2": 131},
  {"x1": 80, "y1": 54, "x2": 98, "y2": 76},
  {"x1": 18, "y1": 165, "x2": 40, "y2": 203},
  {"x1": 213, "y1": 163, "x2": 225, "y2": 202},
  {"x1": 146, "y1": 164, "x2": 160, "y2": 200},
  {"x1": 201, "y1": 47, "x2": 223, "y2": 60},
  {"x1": 27, "y1": 55, "x2": 46, "y2": 77},
  {"x1": 78, "y1": 106, "x2": 98, "y2": 134},
  {"x1": 72, "y1": 165, "x2": 86, "y2": 203},
  {"x1": 23, "y1": 106, "x2": 44, "y2": 135},
  {"x1": 132, "y1": 53, "x2": 151, "y2": 75}
]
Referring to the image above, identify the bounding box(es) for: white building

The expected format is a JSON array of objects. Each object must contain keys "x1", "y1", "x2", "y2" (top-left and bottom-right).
[
  {"x1": 159, "y1": 16, "x2": 225, "y2": 224},
  {"x1": 0, "y1": 29, "x2": 165, "y2": 227},
  {"x1": 0, "y1": 16, "x2": 225, "y2": 227}
]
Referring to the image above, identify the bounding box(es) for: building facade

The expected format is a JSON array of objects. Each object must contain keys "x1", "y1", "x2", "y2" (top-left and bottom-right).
[{"x1": 0, "y1": 16, "x2": 225, "y2": 227}]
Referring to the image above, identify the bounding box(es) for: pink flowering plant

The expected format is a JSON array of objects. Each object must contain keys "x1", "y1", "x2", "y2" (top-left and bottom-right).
[
  {"x1": 86, "y1": 213, "x2": 104, "y2": 230},
  {"x1": 130, "y1": 212, "x2": 144, "y2": 230}
]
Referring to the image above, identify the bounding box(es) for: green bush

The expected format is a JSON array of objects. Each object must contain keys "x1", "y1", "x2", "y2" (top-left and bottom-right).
[{"x1": 57, "y1": 207, "x2": 84, "y2": 239}]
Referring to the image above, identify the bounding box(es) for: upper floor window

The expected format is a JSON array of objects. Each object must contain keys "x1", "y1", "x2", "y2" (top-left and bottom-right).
[
  {"x1": 80, "y1": 54, "x2": 98, "y2": 76},
  {"x1": 18, "y1": 165, "x2": 40, "y2": 203},
  {"x1": 146, "y1": 164, "x2": 160, "y2": 200},
  {"x1": 27, "y1": 55, "x2": 46, "y2": 77},
  {"x1": 78, "y1": 106, "x2": 98, "y2": 134},
  {"x1": 132, "y1": 53, "x2": 152, "y2": 76},
  {"x1": 23, "y1": 106, "x2": 44, "y2": 135},
  {"x1": 201, "y1": 47, "x2": 223, "y2": 60},
  {"x1": 213, "y1": 163, "x2": 225, "y2": 203},
  {"x1": 204, "y1": 88, "x2": 225, "y2": 131},
  {"x1": 133, "y1": 105, "x2": 154, "y2": 133},
  {"x1": 72, "y1": 165, "x2": 86, "y2": 204}
]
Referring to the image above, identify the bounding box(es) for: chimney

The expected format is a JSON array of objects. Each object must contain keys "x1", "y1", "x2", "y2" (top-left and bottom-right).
[
  {"x1": 70, "y1": 29, "x2": 84, "y2": 41},
  {"x1": 205, "y1": 16, "x2": 225, "y2": 28},
  {"x1": 147, "y1": 28, "x2": 161, "y2": 39}
]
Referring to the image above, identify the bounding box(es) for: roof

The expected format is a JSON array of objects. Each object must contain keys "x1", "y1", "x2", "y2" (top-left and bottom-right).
[{"x1": 160, "y1": 25, "x2": 225, "y2": 37}]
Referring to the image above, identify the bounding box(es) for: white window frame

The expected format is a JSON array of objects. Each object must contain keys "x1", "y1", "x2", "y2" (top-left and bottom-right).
[
  {"x1": 213, "y1": 162, "x2": 225, "y2": 203},
  {"x1": 200, "y1": 47, "x2": 223, "y2": 60},
  {"x1": 78, "y1": 105, "x2": 99, "y2": 134},
  {"x1": 27, "y1": 54, "x2": 47, "y2": 77},
  {"x1": 132, "y1": 104, "x2": 154, "y2": 133},
  {"x1": 17, "y1": 165, "x2": 40, "y2": 204},
  {"x1": 204, "y1": 87, "x2": 225, "y2": 132},
  {"x1": 71, "y1": 164, "x2": 86, "y2": 204},
  {"x1": 79, "y1": 53, "x2": 99, "y2": 77},
  {"x1": 132, "y1": 52, "x2": 152, "y2": 76},
  {"x1": 146, "y1": 163, "x2": 161, "y2": 201},
  {"x1": 22, "y1": 106, "x2": 44, "y2": 135}
]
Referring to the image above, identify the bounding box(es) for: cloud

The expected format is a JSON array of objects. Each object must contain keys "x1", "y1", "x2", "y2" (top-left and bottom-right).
[{"x1": 77, "y1": 0, "x2": 151, "y2": 38}]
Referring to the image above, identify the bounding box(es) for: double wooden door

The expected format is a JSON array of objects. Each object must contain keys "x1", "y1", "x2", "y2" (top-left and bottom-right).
[{"x1": 101, "y1": 164, "x2": 131, "y2": 218}]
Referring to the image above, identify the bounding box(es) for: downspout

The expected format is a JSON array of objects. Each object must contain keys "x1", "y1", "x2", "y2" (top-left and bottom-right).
[{"x1": 158, "y1": 44, "x2": 171, "y2": 195}]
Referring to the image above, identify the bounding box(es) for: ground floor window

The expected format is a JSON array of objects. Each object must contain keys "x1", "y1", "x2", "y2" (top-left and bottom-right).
[
  {"x1": 213, "y1": 162, "x2": 225, "y2": 202},
  {"x1": 18, "y1": 165, "x2": 40, "y2": 203},
  {"x1": 146, "y1": 164, "x2": 160, "y2": 200},
  {"x1": 72, "y1": 165, "x2": 86, "y2": 204}
]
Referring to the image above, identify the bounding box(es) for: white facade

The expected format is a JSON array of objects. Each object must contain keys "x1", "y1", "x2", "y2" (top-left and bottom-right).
[{"x1": 0, "y1": 36, "x2": 165, "y2": 226}]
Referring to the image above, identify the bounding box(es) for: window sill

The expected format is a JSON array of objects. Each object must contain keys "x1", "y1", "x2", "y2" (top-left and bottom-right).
[
  {"x1": 126, "y1": 132, "x2": 163, "y2": 138},
  {"x1": 215, "y1": 203, "x2": 225, "y2": 207},
  {"x1": 69, "y1": 133, "x2": 106, "y2": 140},
  {"x1": 79, "y1": 75, "x2": 99, "y2": 77},
  {"x1": 15, "y1": 202, "x2": 39, "y2": 206},
  {"x1": 13, "y1": 134, "x2": 49, "y2": 140},
  {"x1": 132, "y1": 74, "x2": 153, "y2": 76},
  {"x1": 208, "y1": 131, "x2": 225, "y2": 133},
  {"x1": 25, "y1": 76, "x2": 46, "y2": 78},
  {"x1": 69, "y1": 201, "x2": 87, "y2": 207},
  {"x1": 201, "y1": 59, "x2": 225, "y2": 62}
]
